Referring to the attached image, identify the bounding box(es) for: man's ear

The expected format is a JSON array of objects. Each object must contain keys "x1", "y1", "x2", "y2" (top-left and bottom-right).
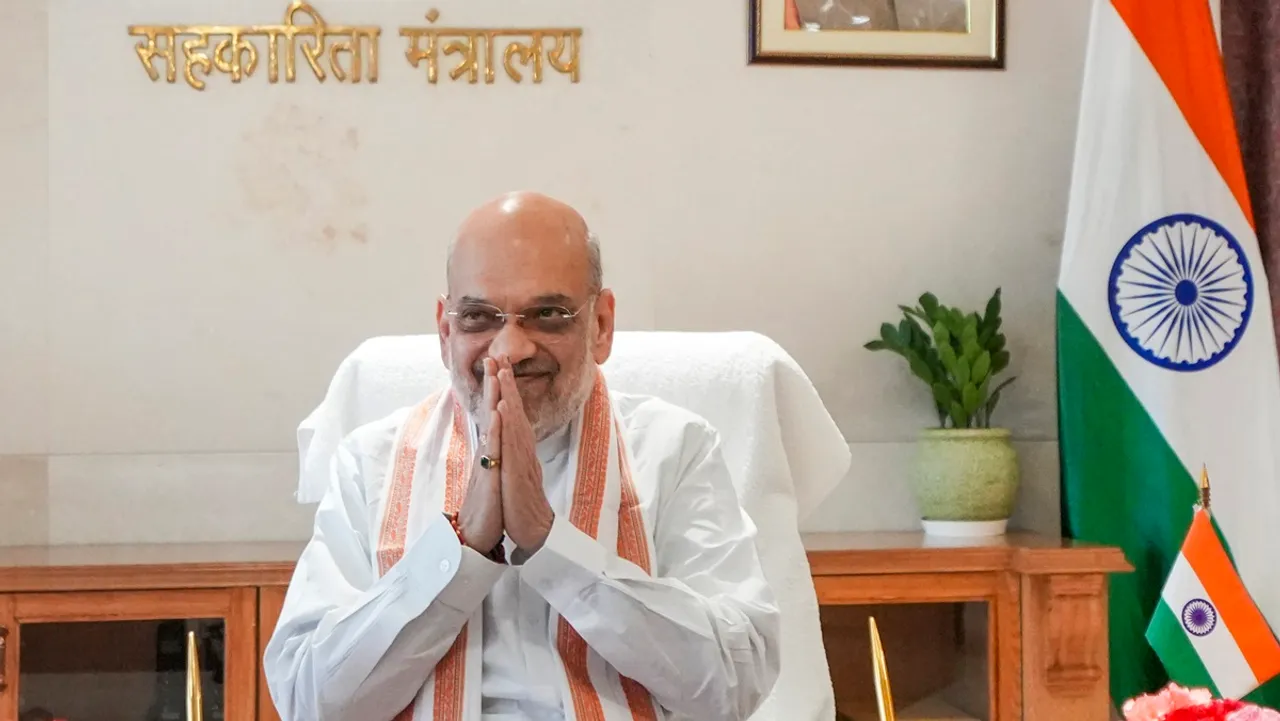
[
  {"x1": 591, "y1": 289, "x2": 616, "y2": 365},
  {"x1": 436, "y1": 296, "x2": 451, "y2": 369}
]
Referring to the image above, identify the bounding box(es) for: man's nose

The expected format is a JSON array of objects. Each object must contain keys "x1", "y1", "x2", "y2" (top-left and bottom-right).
[{"x1": 489, "y1": 320, "x2": 537, "y2": 364}]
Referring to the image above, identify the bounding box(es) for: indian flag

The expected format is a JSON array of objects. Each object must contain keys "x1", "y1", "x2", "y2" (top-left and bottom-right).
[
  {"x1": 1057, "y1": 0, "x2": 1280, "y2": 709},
  {"x1": 1146, "y1": 505, "x2": 1280, "y2": 699}
]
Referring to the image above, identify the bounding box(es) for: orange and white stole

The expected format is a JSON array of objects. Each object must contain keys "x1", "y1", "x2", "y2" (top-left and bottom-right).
[{"x1": 374, "y1": 372, "x2": 661, "y2": 721}]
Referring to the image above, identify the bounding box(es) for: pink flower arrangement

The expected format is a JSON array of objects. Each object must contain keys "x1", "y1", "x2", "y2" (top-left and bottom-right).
[{"x1": 1123, "y1": 683, "x2": 1280, "y2": 721}]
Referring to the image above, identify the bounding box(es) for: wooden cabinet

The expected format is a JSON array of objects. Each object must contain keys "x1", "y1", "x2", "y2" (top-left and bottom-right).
[
  {"x1": 804, "y1": 532, "x2": 1132, "y2": 721},
  {"x1": 0, "y1": 534, "x2": 1129, "y2": 721},
  {"x1": 0, "y1": 543, "x2": 300, "y2": 721}
]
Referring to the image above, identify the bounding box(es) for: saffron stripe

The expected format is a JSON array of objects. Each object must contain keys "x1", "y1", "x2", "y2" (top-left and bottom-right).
[
  {"x1": 557, "y1": 617, "x2": 609, "y2": 721},
  {"x1": 557, "y1": 373, "x2": 613, "y2": 721},
  {"x1": 1182, "y1": 509, "x2": 1280, "y2": 681},
  {"x1": 614, "y1": 419, "x2": 652, "y2": 575},
  {"x1": 377, "y1": 394, "x2": 439, "y2": 575},
  {"x1": 620, "y1": 678, "x2": 657, "y2": 721},
  {"x1": 568, "y1": 375, "x2": 612, "y2": 537},
  {"x1": 432, "y1": 396, "x2": 472, "y2": 721},
  {"x1": 1109, "y1": 0, "x2": 1254, "y2": 229},
  {"x1": 444, "y1": 402, "x2": 471, "y2": 513},
  {"x1": 433, "y1": 630, "x2": 468, "y2": 721},
  {"x1": 375, "y1": 393, "x2": 441, "y2": 721},
  {"x1": 1157, "y1": 553, "x2": 1257, "y2": 698},
  {"x1": 615, "y1": 418, "x2": 659, "y2": 721},
  {"x1": 381, "y1": 376, "x2": 660, "y2": 721}
]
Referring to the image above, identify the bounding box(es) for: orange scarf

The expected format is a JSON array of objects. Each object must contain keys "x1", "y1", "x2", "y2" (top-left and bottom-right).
[{"x1": 375, "y1": 372, "x2": 658, "y2": 721}]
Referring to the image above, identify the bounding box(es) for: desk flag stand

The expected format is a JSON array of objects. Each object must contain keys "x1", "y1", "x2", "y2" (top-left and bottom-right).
[
  {"x1": 187, "y1": 630, "x2": 203, "y2": 721},
  {"x1": 869, "y1": 617, "x2": 896, "y2": 721}
]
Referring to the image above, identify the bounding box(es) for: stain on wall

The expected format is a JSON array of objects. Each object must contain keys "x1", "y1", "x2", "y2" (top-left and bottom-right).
[{"x1": 234, "y1": 101, "x2": 369, "y2": 250}]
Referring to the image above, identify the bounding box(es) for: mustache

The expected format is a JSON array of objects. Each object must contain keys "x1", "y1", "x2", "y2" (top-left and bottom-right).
[{"x1": 471, "y1": 357, "x2": 559, "y2": 381}]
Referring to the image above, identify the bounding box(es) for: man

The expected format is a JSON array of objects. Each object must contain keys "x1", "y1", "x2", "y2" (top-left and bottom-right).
[{"x1": 264, "y1": 191, "x2": 781, "y2": 721}]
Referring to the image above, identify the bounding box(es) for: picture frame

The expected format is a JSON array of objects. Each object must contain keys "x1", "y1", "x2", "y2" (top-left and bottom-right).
[{"x1": 749, "y1": 0, "x2": 1006, "y2": 69}]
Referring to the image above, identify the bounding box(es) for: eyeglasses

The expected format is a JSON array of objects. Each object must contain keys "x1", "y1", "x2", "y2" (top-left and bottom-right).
[{"x1": 445, "y1": 300, "x2": 589, "y2": 335}]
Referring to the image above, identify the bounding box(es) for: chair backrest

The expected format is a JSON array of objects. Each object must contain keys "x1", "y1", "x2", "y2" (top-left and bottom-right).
[{"x1": 295, "y1": 330, "x2": 851, "y2": 720}]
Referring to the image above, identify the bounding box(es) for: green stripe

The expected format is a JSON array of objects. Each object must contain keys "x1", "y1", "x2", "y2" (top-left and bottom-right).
[
  {"x1": 1146, "y1": 600, "x2": 1280, "y2": 705},
  {"x1": 1057, "y1": 292, "x2": 1198, "y2": 706},
  {"x1": 1244, "y1": 671, "x2": 1280, "y2": 706},
  {"x1": 1058, "y1": 293, "x2": 1280, "y2": 708},
  {"x1": 1146, "y1": 600, "x2": 1221, "y2": 695}
]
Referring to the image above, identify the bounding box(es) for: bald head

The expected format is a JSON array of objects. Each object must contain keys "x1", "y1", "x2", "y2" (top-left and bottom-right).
[
  {"x1": 436, "y1": 191, "x2": 617, "y2": 440},
  {"x1": 447, "y1": 191, "x2": 602, "y2": 296}
]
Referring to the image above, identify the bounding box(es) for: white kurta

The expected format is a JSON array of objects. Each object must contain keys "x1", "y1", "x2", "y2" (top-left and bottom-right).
[{"x1": 264, "y1": 390, "x2": 782, "y2": 721}]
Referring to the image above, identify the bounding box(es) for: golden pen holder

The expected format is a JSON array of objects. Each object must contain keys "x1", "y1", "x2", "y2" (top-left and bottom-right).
[
  {"x1": 870, "y1": 617, "x2": 896, "y2": 721},
  {"x1": 187, "y1": 630, "x2": 204, "y2": 721}
]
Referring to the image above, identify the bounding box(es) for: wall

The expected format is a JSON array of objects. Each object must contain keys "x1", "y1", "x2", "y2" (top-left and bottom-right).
[{"x1": 0, "y1": 0, "x2": 1093, "y2": 545}]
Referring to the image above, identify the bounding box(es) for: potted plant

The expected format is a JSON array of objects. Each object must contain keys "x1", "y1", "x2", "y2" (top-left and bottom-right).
[{"x1": 865, "y1": 288, "x2": 1019, "y2": 536}]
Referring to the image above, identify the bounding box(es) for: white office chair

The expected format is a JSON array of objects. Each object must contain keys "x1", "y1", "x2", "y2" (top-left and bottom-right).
[{"x1": 296, "y1": 330, "x2": 852, "y2": 721}]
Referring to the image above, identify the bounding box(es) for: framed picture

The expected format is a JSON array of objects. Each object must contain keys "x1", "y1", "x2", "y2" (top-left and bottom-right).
[{"x1": 749, "y1": 0, "x2": 1006, "y2": 69}]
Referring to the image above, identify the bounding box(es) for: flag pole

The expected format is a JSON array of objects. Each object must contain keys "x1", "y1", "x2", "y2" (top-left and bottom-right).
[
  {"x1": 869, "y1": 616, "x2": 896, "y2": 721},
  {"x1": 187, "y1": 630, "x2": 203, "y2": 721},
  {"x1": 1199, "y1": 465, "x2": 1212, "y2": 512}
]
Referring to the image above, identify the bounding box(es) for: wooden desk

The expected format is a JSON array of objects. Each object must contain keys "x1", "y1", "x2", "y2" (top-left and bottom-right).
[
  {"x1": 805, "y1": 532, "x2": 1132, "y2": 721},
  {"x1": 0, "y1": 542, "x2": 303, "y2": 721},
  {"x1": 0, "y1": 534, "x2": 1129, "y2": 721}
]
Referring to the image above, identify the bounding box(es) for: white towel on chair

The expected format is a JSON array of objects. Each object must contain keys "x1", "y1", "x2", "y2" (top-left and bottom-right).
[{"x1": 295, "y1": 330, "x2": 851, "y2": 721}]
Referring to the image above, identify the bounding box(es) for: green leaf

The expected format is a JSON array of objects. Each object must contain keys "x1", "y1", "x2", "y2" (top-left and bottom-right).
[
  {"x1": 984, "y1": 288, "x2": 1002, "y2": 329},
  {"x1": 978, "y1": 317, "x2": 1002, "y2": 347},
  {"x1": 986, "y1": 376, "x2": 1016, "y2": 398},
  {"x1": 907, "y1": 351, "x2": 934, "y2": 385},
  {"x1": 920, "y1": 293, "x2": 940, "y2": 320},
  {"x1": 938, "y1": 343, "x2": 958, "y2": 373},
  {"x1": 880, "y1": 322, "x2": 901, "y2": 349},
  {"x1": 962, "y1": 338, "x2": 982, "y2": 362},
  {"x1": 903, "y1": 315, "x2": 930, "y2": 348},
  {"x1": 991, "y1": 350, "x2": 1011, "y2": 374},
  {"x1": 954, "y1": 356, "x2": 971, "y2": 387},
  {"x1": 961, "y1": 318, "x2": 979, "y2": 347},
  {"x1": 900, "y1": 305, "x2": 931, "y2": 325},
  {"x1": 949, "y1": 401, "x2": 970, "y2": 429},
  {"x1": 988, "y1": 334, "x2": 1006, "y2": 354},
  {"x1": 971, "y1": 351, "x2": 992, "y2": 384},
  {"x1": 924, "y1": 353, "x2": 946, "y2": 392},
  {"x1": 962, "y1": 382, "x2": 981, "y2": 414},
  {"x1": 984, "y1": 376, "x2": 1017, "y2": 420},
  {"x1": 932, "y1": 321, "x2": 951, "y2": 346},
  {"x1": 924, "y1": 346, "x2": 943, "y2": 368},
  {"x1": 865, "y1": 340, "x2": 889, "y2": 351},
  {"x1": 932, "y1": 382, "x2": 954, "y2": 409}
]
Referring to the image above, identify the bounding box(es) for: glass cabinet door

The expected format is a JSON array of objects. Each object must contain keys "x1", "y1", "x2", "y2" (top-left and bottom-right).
[
  {"x1": 823, "y1": 601, "x2": 994, "y2": 721},
  {"x1": 0, "y1": 589, "x2": 256, "y2": 721}
]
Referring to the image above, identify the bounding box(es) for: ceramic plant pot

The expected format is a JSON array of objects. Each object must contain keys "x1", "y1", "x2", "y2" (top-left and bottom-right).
[{"x1": 911, "y1": 427, "x2": 1019, "y2": 537}]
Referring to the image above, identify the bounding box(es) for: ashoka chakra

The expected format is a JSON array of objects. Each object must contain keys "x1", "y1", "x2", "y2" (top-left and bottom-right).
[
  {"x1": 1108, "y1": 213, "x2": 1253, "y2": 372},
  {"x1": 1182, "y1": 598, "x2": 1218, "y2": 637}
]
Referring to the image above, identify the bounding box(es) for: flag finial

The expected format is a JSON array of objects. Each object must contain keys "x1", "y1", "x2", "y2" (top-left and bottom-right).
[
  {"x1": 1200, "y1": 464, "x2": 1211, "y2": 511},
  {"x1": 187, "y1": 630, "x2": 203, "y2": 721},
  {"x1": 869, "y1": 616, "x2": 896, "y2": 721}
]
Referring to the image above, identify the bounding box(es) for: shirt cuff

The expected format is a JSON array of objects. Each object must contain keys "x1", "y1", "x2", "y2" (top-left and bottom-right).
[
  {"x1": 519, "y1": 515, "x2": 608, "y2": 610},
  {"x1": 396, "y1": 514, "x2": 507, "y2": 615}
]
